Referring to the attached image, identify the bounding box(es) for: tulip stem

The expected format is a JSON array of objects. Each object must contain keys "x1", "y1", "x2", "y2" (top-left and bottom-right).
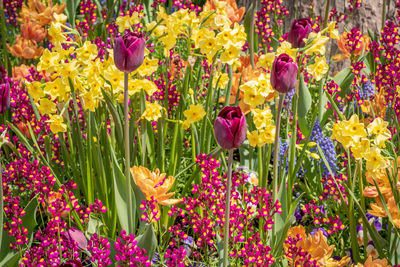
[
  {"x1": 272, "y1": 94, "x2": 285, "y2": 202},
  {"x1": 124, "y1": 72, "x2": 133, "y2": 234},
  {"x1": 249, "y1": 0, "x2": 257, "y2": 69},
  {"x1": 223, "y1": 149, "x2": 234, "y2": 267}
]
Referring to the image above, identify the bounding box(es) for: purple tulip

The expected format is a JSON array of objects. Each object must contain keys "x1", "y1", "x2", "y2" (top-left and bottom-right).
[
  {"x1": 0, "y1": 82, "x2": 10, "y2": 114},
  {"x1": 59, "y1": 260, "x2": 83, "y2": 267},
  {"x1": 63, "y1": 228, "x2": 87, "y2": 251},
  {"x1": 270, "y1": 53, "x2": 298, "y2": 94},
  {"x1": 113, "y1": 32, "x2": 145, "y2": 73},
  {"x1": 214, "y1": 106, "x2": 247, "y2": 150},
  {"x1": 287, "y1": 18, "x2": 313, "y2": 48}
]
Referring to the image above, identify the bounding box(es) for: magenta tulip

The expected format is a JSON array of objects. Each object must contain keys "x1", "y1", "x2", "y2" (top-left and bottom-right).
[
  {"x1": 114, "y1": 32, "x2": 145, "y2": 73},
  {"x1": 270, "y1": 53, "x2": 298, "y2": 94},
  {"x1": 287, "y1": 18, "x2": 313, "y2": 48},
  {"x1": 0, "y1": 82, "x2": 10, "y2": 114},
  {"x1": 63, "y1": 228, "x2": 87, "y2": 251},
  {"x1": 60, "y1": 260, "x2": 83, "y2": 267},
  {"x1": 214, "y1": 106, "x2": 247, "y2": 150}
]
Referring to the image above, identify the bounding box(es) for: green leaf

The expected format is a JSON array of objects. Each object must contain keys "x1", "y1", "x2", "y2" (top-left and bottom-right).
[
  {"x1": 243, "y1": 3, "x2": 254, "y2": 49},
  {"x1": 109, "y1": 143, "x2": 137, "y2": 233},
  {"x1": 297, "y1": 75, "x2": 311, "y2": 118},
  {"x1": 136, "y1": 223, "x2": 158, "y2": 260},
  {"x1": 332, "y1": 67, "x2": 354, "y2": 95},
  {"x1": 0, "y1": 198, "x2": 38, "y2": 265}
]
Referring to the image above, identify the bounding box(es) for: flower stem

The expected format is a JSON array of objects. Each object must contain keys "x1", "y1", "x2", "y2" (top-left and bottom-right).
[
  {"x1": 223, "y1": 149, "x2": 234, "y2": 267},
  {"x1": 272, "y1": 94, "x2": 285, "y2": 202},
  {"x1": 124, "y1": 72, "x2": 133, "y2": 234},
  {"x1": 249, "y1": 0, "x2": 257, "y2": 69},
  {"x1": 382, "y1": 0, "x2": 386, "y2": 30},
  {"x1": 323, "y1": 0, "x2": 331, "y2": 28}
]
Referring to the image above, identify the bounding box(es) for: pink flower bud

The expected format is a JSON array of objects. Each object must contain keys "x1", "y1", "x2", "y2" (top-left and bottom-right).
[
  {"x1": 0, "y1": 82, "x2": 10, "y2": 114},
  {"x1": 270, "y1": 53, "x2": 298, "y2": 94},
  {"x1": 287, "y1": 18, "x2": 313, "y2": 48},
  {"x1": 64, "y1": 228, "x2": 87, "y2": 251},
  {"x1": 113, "y1": 32, "x2": 145, "y2": 73},
  {"x1": 214, "y1": 106, "x2": 247, "y2": 150}
]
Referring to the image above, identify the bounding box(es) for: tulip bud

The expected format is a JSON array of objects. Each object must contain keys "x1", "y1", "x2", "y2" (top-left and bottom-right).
[
  {"x1": 270, "y1": 53, "x2": 298, "y2": 94},
  {"x1": 63, "y1": 228, "x2": 87, "y2": 251},
  {"x1": 113, "y1": 32, "x2": 145, "y2": 73},
  {"x1": 214, "y1": 106, "x2": 247, "y2": 150},
  {"x1": 59, "y1": 260, "x2": 83, "y2": 267},
  {"x1": 0, "y1": 82, "x2": 10, "y2": 114},
  {"x1": 287, "y1": 18, "x2": 313, "y2": 48}
]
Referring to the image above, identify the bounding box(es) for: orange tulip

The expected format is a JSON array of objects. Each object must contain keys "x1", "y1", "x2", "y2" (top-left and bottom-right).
[
  {"x1": 333, "y1": 31, "x2": 370, "y2": 61},
  {"x1": 18, "y1": 0, "x2": 66, "y2": 26},
  {"x1": 131, "y1": 166, "x2": 182, "y2": 206},
  {"x1": 21, "y1": 21, "x2": 47, "y2": 42},
  {"x1": 13, "y1": 64, "x2": 33, "y2": 82},
  {"x1": 204, "y1": 0, "x2": 245, "y2": 25},
  {"x1": 284, "y1": 225, "x2": 350, "y2": 267},
  {"x1": 7, "y1": 35, "x2": 44, "y2": 59},
  {"x1": 364, "y1": 158, "x2": 400, "y2": 228}
]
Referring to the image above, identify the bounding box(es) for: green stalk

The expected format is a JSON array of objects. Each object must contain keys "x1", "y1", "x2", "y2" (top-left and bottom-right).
[
  {"x1": 249, "y1": 0, "x2": 257, "y2": 69},
  {"x1": 223, "y1": 149, "x2": 234, "y2": 267},
  {"x1": 323, "y1": 0, "x2": 331, "y2": 28},
  {"x1": 287, "y1": 93, "x2": 298, "y2": 207},
  {"x1": 123, "y1": 72, "x2": 133, "y2": 234},
  {"x1": 0, "y1": 155, "x2": 3, "y2": 253},
  {"x1": 272, "y1": 94, "x2": 285, "y2": 202},
  {"x1": 382, "y1": 0, "x2": 386, "y2": 31}
]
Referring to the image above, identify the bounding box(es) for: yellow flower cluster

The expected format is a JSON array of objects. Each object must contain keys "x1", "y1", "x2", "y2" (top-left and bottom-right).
[
  {"x1": 247, "y1": 107, "x2": 275, "y2": 147},
  {"x1": 332, "y1": 115, "x2": 390, "y2": 173},
  {"x1": 142, "y1": 102, "x2": 162, "y2": 122},
  {"x1": 27, "y1": 35, "x2": 159, "y2": 133},
  {"x1": 150, "y1": 6, "x2": 246, "y2": 64},
  {"x1": 240, "y1": 73, "x2": 274, "y2": 109}
]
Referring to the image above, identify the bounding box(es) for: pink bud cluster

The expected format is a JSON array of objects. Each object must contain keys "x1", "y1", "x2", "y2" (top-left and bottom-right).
[{"x1": 115, "y1": 230, "x2": 151, "y2": 266}]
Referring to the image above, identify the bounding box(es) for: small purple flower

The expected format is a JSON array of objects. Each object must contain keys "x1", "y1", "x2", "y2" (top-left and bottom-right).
[{"x1": 310, "y1": 228, "x2": 328, "y2": 238}]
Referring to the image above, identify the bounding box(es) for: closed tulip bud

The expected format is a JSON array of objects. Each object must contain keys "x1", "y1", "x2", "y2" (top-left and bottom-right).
[
  {"x1": 59, "y1": 260, "x2": 83, "y2": 267},
  {"x1": 270, "y1": 53, "x2": 298, "y2": 94},
  {"x1": 214, "y1": 106, "x2": 247, "y2": 150},
  {"x1": 63, "y1": 228, "x2": 87, "y2": 251},
  {"x1": 0, "y1": 82, "x2": 10, "y2": 114},
  {"x1": 113, "y1": 32, "x2": 145, "y2": 73},
  {"x1": 287, "y1": 18, "x2": 313, "y2": 48}
]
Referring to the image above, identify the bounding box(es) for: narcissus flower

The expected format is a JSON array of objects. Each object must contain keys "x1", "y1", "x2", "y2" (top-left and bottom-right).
[
  {"x1": 141, "y1": 102, "x2": 162, "y2": 122},
  {"x1": 183, "y1": 104, "x2": 206, "y2": 124},
  {"x1": 131, "y1": 166, "x2": 182, "y2": 206},
  {"x1": 307, "y1": 56, "x2": 329, "y2": 81},
  {"x1": 367, "y1": 117, "x2": 391, "y2": 148}
]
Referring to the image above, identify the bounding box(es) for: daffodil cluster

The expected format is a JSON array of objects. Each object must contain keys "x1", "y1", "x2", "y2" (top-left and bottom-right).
[
  {"x1": 332, "y1": 115, "x2": 391, "y2": 173},
  {"x1": 149, "y1": 6, "x2": 246, "y2": 65},
  {"x1": 247, "y1": 107, "x2": 276, "y2": 147},
  {"x1": 27, "y1": 30, "x2": 158, "y2": 133}
]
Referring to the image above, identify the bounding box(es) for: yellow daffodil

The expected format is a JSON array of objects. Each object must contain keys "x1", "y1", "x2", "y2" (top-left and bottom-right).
[
  {"x1": 37, "y1": 98, "x2": 57, "y2": 115},
  {"x1": 252, "y1": 108, "x2": 272, "y2": 130},
  {"x1": 142, "y1": 102, "x2": 162, "y2": 122},
  {"x1": 365, "y1": 146, "x2": 387, "y2": 173},
  {"x1": 115, "y1": 12, "x2": 140, "y2": 33},
  {"x1": 304, "y1": 32, "x2": 329, "y2": 55},
  {"x1": 137, "y1": 58, "x2": 159, "y2": 77},
  {"x1": 307, "y1": 56, "x2": 329, "y2": 81},
  {"x1": 183, "y1": 104, "x2": 206, "y2": 124},
  {"x1": 47, "y1": 114, "x2": 67, "y2": 133},
  {"x1": 367, "y1": 117, "x2": 391, "y2": 148}
]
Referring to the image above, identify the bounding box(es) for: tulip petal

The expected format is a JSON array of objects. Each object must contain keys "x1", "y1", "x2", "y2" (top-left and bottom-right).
[{"x1": 214, "y1": 117, "x2": 234, "y2": 149}]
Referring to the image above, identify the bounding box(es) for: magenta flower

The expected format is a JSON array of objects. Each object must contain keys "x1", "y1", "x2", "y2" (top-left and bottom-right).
[
  {"x1": 0, "y1": 82, "x2": 10, "y2": 114},
  {"x1": 270, "y1": 54, "x2": 298, "y2": 94},
  {"x1": 64, "y1": 228, "x2": 88, "y2": 251},
  {"x1": 113, "y1": 32, "x2": 145, "y2": 73},
  {"x1": 214, "y1": 106, "x2": 247, "y2": 150},
  {"x1": 287, "y1": 18, "x2": 313, "y2": 48}
]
